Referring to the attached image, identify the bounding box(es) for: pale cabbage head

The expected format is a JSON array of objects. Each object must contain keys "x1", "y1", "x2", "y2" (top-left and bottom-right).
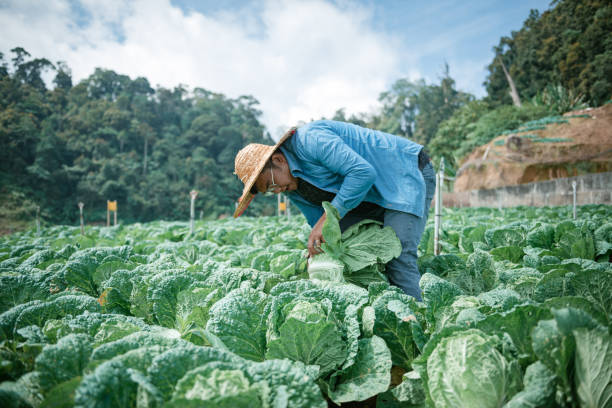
[
  {"x1": 307, "y1": 254, "x2": 345, "y2": 282},
  {"x1": 427, "y1": 329, "x2": 520, "y2": 408}
]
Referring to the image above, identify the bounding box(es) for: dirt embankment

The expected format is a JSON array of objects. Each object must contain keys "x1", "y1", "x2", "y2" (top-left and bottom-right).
[{"x1": 454, "y1": 103, "x2": 612, "y2": 192}]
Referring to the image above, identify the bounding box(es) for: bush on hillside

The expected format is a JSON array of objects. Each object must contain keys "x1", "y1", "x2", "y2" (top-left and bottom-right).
[
  {"x1": 531, "y1": 84, "x2": 587, "y2": 115},
  {"x1": 456, "y1": 104, "x2": 550, "y2": 160},
  {"x1": 428, "y1": 103, "x2": 551, "y2": 168}
]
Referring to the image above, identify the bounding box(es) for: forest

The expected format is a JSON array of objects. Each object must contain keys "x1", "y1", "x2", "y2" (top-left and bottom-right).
[{"x1": 1, "y1": 0, "x2": 610, "y2": 227}]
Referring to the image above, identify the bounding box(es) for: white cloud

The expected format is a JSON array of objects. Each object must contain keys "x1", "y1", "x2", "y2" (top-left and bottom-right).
[{"x1": 0, "y1": 0, "x2": 404, "y2": 138}]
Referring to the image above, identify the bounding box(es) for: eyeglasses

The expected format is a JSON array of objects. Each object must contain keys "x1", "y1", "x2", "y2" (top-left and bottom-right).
[{"x1": 263, "y1": 167, "x2": 281, "y2": 196}]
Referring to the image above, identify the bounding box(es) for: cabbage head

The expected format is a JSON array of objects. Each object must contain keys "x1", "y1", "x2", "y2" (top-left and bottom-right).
[
  {"x1": 266, "y1": 298, "x2": 348, "y2": 377},
  {"x1": 307, "y1": 202, "x2": 401, "y2": 287},
  {"x1": 426, "y1": 329, "x2": 521, "y2": 408},
  {"x1": 307, "y1": 254, "x2": 345, "y2": 282}
]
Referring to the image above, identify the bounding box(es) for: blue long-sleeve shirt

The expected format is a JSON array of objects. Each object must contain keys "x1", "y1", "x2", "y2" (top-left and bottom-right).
[{"x1": 279, "y1": 120, "x2": 426, "y2": 227}]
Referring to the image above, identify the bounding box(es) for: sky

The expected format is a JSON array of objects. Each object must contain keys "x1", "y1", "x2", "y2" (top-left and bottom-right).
[{"x1": 0, "y1": 0, "x2": 552, "y2": 138}]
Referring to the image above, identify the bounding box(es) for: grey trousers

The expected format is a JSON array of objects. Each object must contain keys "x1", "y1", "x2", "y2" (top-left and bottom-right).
[{"x1": 339, "y1": 163, "x2": 436, "y2": 300}]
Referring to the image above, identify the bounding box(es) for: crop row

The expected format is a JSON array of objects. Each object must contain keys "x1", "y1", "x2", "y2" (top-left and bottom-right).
[{"x1": 0, "y1": 204, "x2": 610, "y2": 407}]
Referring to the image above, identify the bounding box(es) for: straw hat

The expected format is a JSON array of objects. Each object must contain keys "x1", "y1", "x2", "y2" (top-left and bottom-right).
[{"x1": 233, "y1": 127, "x2": 297, "y2": 217}]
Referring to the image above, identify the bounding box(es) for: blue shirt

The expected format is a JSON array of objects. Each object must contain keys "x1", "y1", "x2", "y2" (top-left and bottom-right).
[{"x1": 279, "y1": 120, "x2": 426, "y2": 227}]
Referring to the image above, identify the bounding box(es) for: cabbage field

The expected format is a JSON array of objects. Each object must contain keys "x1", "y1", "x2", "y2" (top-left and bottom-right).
[{"x1": 0, "y1": 204, "x2": 611, "y2": 408}]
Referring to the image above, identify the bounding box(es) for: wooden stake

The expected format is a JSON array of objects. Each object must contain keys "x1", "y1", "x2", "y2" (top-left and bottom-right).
[
  {"x1": 433, "y1": 158, "x2": 445, "y2": 256},
  {"x1": 439, "y1": 157, "x2": 445, "y2": 192},
  {"x1": 482, "y1": 145, "x2": 491, "y2": 161},
  {"x1": 190, "y1": 190, "x2": 198, "y2": 235},
  {"x1": 107, "y1": 201, "x2": 110, "y2": 227},
  {"x1": 143, "y1": 135, "x2": 148, "y2": 176},
  {"x1": 78, "y1": 202, "x2": 84, "y2": 235},
  {"x1": 36, "y1": 206, "x2": 40, "y2": 236},
  {"x1": 572, "y1": 181, "x2": 577, "y2": 219},
  {"x1": 434, "y1": 171, "x2": 441, "y2": 256}
]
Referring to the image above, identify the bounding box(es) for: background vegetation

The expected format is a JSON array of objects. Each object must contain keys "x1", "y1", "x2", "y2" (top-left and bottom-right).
[
  {"x1": 1, "y1": 0, "x2": 610, "y2": 228},
  {"x1": 0, "y1": 50, "x2": 277, "y2": 227},
  {"x1": 331, "y1": 0, "x2": 611, "y2": 172}
]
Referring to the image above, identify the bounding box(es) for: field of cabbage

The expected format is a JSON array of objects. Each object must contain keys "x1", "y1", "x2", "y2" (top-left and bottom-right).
[{"x1": 0, "y1": 204, "x2": 611, "y2": 408}]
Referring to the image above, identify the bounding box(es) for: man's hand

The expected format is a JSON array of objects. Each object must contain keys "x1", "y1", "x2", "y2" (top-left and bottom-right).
[{"x1": 307, "y1": 213, "x2": 326, "y2": 258}]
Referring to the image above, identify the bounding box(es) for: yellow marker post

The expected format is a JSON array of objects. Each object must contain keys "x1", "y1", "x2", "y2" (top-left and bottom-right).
[{"x1": 107, "y1": 200, "x2": 117, "y2": 226}]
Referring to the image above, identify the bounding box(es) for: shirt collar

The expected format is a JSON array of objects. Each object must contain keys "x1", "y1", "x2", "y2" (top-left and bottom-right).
[{"x1": 278, "y1": 141, "x2": 302, "y2": 176}]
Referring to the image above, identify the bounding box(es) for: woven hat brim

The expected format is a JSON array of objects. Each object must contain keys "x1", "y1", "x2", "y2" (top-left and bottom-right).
[{"x1": 233, "y1": 127, "x2": 296, "y2": 218}]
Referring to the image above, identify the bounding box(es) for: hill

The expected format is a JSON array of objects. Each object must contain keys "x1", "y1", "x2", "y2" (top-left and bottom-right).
[{"x1": 454, "y1": 103, "x2": 612, "y2": 191}]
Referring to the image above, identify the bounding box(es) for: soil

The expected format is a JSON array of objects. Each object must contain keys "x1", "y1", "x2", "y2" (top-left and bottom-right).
[{"x1": 454, "y1": 103, "x2": 612, "y2": 191}]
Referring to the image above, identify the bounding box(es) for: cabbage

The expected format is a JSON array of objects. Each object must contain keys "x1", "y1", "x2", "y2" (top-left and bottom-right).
[
  {"x1": 307, "y1": 253, "x2": 345, "y2": 282},
  {"x1": 266, "y1": 299, "x2": 346, "y2": 377},
  {"x1": 307, "y1": 202, "x2": 401, "y2": 287},
  {"x1": 573, "y1": 327, "x2": 612, "y2": 408},
  {"x1": 426, "y1": 329, "x2": 521, "y2": 408}
]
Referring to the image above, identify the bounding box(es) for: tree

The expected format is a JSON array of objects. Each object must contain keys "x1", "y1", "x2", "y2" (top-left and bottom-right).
[
  {"x1": 428, "y1": 100, "x2": 491, "y2": 170},
  {"x1": 369, "y1": 65, "x2": 472, "y2": 147},
  {"x1": 86, "y1": 68, "x2": 130, "y2": 101},
  {"x1": 53, "y1": 61, "x2": 72, "y2": 90},
  {"x1": 0, "y1": 52, "x2": 8, "y2": 79},
  {"x1": 1, "y1": 49, "x2": 272, "y2": 224},
  {"x1": 497, "y1": 56, "x2": 521, "y2": 107},
  {"x1": 372, "y1": 78, "x2": 419, "y2": 139},
  {"x1": 413, "y1": 63, "x2": 473, "y2": 146},
  {"x1": 11, "y1": 48, "x2": 54, "y2": 92},
  {"x1": 484, "y1": 0, "x2": 612, "y2": 107}
]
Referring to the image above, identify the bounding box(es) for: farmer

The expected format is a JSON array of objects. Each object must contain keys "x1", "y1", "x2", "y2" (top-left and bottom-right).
[{"x1": 233, "y1": 120, "x2": 436, "y2": 300}]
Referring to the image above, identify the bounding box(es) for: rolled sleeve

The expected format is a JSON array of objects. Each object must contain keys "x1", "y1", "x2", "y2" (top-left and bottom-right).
[{"x1": 311, "y1": 133, "x2": 377, "y2": 218}]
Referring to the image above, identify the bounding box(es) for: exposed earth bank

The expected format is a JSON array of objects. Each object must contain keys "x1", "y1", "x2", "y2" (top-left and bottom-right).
[{"x1": 454, "y1": 103, "x2": 612, "y2": 192}]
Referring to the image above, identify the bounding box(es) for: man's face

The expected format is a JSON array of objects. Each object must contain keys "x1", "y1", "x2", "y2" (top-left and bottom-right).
[{"x1": 255, "y1": 153, "x2": 298, "y2": 194}]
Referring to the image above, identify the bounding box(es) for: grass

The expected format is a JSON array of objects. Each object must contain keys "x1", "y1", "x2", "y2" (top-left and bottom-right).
[
  {"x1": 494, "y1": 134, "x2": 574, "y2": 147},
  {"x1": 531, "y1": 137, "x2": 573, "y2": 143},
  {"x1": 497, "y1": 115, "x2": 571, "y2": 137}
]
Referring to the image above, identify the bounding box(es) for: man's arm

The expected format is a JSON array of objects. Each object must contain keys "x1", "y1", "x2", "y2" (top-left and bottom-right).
[{"x1": 310, "y1": 131, "x2": 377, "y2": 218}]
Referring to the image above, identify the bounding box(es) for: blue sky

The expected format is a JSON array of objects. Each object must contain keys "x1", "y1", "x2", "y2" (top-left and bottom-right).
[{"x1": 0, "y1": 0, "x2": 552, "y2": 136}]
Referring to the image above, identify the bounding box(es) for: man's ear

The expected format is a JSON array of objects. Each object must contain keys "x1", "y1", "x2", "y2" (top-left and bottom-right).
[{"x1": 271, "y1": 152, "x2": 287, "y2": 166}]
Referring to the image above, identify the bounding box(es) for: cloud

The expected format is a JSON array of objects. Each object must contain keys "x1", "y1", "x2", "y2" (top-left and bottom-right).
[{"x1": 0, "y1": 0, "x2": 403, "y2": 138}]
